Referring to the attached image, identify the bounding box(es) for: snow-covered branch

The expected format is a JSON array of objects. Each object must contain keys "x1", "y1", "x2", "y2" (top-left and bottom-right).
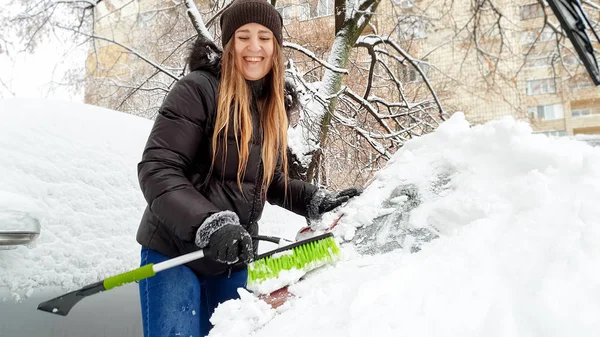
[
  {"x1": 53, "y1": 0, "x2": 100, "y2": 5},
  {"x1": 184, "y1": 0, "x2": 213, "y2": 42},
  {"x1": 60, "y1": 26, "x2": 179, "y2": 81},
  {"x1": 332, "y1": 112, "x2": 393, "y2": 158},
  {"x1": 284, "y1": 42, "x2": 349, "y2": 74},
  {"x1": 356, "y1": 34, "x2": 445, "y2": 117}
]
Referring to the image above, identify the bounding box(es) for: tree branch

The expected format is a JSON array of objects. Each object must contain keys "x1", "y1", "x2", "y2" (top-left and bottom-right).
[
  {"x1": 284, "y1": 42, "x2": 349, "y2": 74},
  {"x1": 59, "y1": 25, "x2": 180, "y2": 81},
  {"x1": 184, "y1": 0, "x2": 213, "y2": 41}
]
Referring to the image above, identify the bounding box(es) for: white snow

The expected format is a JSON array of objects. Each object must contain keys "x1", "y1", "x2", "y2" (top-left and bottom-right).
[
  {"x1": 184, "y1": 0, "x2": 213, "y2": 42},
  {"x1": 0, "y1": 191, "x2": 43, "y2": 231},
  {"x1": 0, "y1": 98, "x2": 152, "y2": 299},
  {"x1": 246, "y1": 268, "x2": 306, "y2": 295},
  {"x1": 209, "y1": 288, "x2": 280, "y2": 336},
  {"x1": 283, "y1": 42, "x2": 348, "y2": 74},
  {"x1": 287, "y1": 76, "x2": 324, "y2": 167},
  {"x1": 2, "y1": 98, "x2": 600, "y2": 336}
]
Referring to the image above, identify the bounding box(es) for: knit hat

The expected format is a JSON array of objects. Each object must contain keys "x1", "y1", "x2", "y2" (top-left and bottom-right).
[{"x1": 220, "y1": 0, "x2": 283, "y2": 47}]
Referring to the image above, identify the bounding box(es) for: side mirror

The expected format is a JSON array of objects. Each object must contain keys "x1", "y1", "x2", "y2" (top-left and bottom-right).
[{"x1": 0, "y1": 213, "x2": 41, "y2": 246}]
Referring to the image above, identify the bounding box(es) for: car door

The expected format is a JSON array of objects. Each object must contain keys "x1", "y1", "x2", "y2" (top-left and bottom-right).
[{"x1": 0, "y1": 283, "x2": 142, "y2": 337}]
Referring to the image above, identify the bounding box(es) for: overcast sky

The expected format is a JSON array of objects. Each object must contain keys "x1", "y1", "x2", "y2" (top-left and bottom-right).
[{"x1": 0, "y1": 4, "x2": 87, "y2": 103}]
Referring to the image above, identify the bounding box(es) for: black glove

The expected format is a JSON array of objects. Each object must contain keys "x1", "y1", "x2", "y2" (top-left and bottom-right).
[
  {"x1": 307, "y1": 187, "x2": 363, "y2": 219},
  {"x1": 194, "y1": 211, "x2": 253, "y2": 264}
]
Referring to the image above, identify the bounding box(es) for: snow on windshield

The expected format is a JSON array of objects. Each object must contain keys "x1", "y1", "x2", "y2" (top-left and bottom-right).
[{"x1": 210, "y1": 113, "x2": 600, "y2": 337}]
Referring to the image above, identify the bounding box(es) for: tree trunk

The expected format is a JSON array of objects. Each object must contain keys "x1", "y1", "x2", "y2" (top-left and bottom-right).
[{"x1": 306, "y1": 0, "x2": 382, "y2": 184}]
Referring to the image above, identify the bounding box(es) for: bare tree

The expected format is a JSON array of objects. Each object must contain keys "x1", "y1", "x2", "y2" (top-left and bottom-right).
[
  {"x1": 398, "y1": 0, "x2": 600, "y2": 122},
  {"x1": 2, "y1": 0, "x2": 449, "y2": 188}
]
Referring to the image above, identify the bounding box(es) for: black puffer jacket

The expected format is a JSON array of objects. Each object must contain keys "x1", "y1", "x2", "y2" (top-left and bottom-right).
[{"x1": 136, "y1": 38, "x2": 318, "y2": 277}]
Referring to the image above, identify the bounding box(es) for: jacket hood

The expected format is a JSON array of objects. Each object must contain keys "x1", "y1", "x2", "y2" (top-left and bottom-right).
[{"x1": 186, "y1": 36, "x2": 300, "y2": 116}]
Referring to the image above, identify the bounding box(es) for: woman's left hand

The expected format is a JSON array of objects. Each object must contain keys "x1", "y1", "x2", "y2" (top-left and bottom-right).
[{"x1": 308, "y1": 187, "x2": 363, "y2": 219}]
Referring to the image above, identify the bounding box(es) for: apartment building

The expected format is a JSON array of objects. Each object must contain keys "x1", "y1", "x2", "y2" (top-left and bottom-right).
[
  {"x1": 85, "y1": 0, "x2": 600, "y2": 190},
  {"x1": 520, "y1": 2, "x2": 600, "y2": 136},
  {"x1": 86, "y1": 0, "x2": 600, "y2": 136},
  {"x1": 85, "y1": 0, "x2": 192, "y2": 116},
  {"x1": 395, "y1": 0, "x2": 600, "y2": 136},
  {"x1": 275, "y1": 0, "x2": 600, "y2": 136}
]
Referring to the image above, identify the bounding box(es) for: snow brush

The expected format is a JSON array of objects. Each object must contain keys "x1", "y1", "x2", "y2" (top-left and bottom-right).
[
  {"x1": 247, "y1": 232, "x2": 342, "y2": 292},
  {"x1": 37, "y1": 233, "x2": 341, "y2": 316}
]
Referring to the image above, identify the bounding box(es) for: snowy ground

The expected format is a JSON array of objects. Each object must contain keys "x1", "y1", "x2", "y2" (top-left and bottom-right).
[{"x1": 1, "y1": 98, "x2": 600, "y2": 336}]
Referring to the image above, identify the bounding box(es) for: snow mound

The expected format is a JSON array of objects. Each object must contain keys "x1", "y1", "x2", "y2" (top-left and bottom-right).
[
  {"x1": 209, "y1": 113, "x2": 600, "y2": 337},
  {"x1": 0, "y1": 98, "x2": 153, "y2": 299}
]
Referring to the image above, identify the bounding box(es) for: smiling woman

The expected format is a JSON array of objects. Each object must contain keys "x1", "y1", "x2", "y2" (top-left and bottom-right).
[
  {"x1": 133, "y1": 0, "x2": 362, "y2": 336},
  {"x1": 233, "y1": 23, "x2": 275, "y2": 81}
]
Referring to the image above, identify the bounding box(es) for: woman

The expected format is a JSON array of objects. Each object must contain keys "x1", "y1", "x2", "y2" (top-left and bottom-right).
[{"x1": 135, "y1": 0, "x2": 361, "y2": 336}]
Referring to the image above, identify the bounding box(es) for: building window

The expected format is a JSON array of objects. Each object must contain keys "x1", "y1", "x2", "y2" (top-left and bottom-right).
[
  {"x1": 571, "y1": 108, "x2": 592, "y2": 117},
  {"x1": 298, "y1": 3, "x2": 311, "y2": 20},
  {"x1": 366, "y1": 153, "x2": 380, "y2": 171},
  {"x1": 316, "y1": 0, "x2": 333, "y2": 17},
  {"x1": 521, "y1": 3, "x2": 544, "y2": 20},
  {"x1": 567, "y1": 75, "x2": 593, "y2": 90},
  {"x1": 276, "y1": 6, "x2": 293, "y2": 25},
  {"x1": 278, "y1": 3, "x2": 312, "y2": 23},
  {"x1": 524, "y1": 54, "x2": 552, "y2": 69},
  {"x1": 536, "y1": 130, "x2": 566, "y2": 137},
  {"x1": 563, "y1": 53, "x2": 581, "y2": 66},
  {"x1": 526, "y1": 78, "x2": 556, "y2": 95},
  {"x1": 521, "y1": 27, "x2": 555, "y2": 45},
  {"x1": 528, "y1": 104, "x2": 564, "y2": 120},
  {"x1": 397, "y1": 19, "x2": 427, "y2": 40},
  {"x1": 137, "y1": 11, "x2": 156, "y2": 28},
  {"x1": 399, "y1": 62, "x2": 430, "y2": 83},
  {"x1": 393, "y1": 0, "x2": 414, "y2": 9},
  {"x1": 297, "y1": 0, "x2": 331, "y2": 19}
]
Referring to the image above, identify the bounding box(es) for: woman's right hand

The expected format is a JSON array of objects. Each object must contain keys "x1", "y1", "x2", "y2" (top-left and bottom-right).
[
  {"x1": 194, "y1": 211, "x2": 253, "y2": 264},
  {"x1": 206, "y1": 224, "x2": 253, "y2": 264}
]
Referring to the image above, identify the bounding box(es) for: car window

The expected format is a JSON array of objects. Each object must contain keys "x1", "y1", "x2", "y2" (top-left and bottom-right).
[
  {"x1": 353, "y1": 172, "x2": 452, "y2": 255},
  {"x1": 0, "y1": 284, "x2": 142, "y2": 337}
]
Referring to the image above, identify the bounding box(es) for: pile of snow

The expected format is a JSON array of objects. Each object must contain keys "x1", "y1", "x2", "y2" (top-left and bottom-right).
[{"x1": 209, "y1": 113, "x2": 600, "y2": 337}]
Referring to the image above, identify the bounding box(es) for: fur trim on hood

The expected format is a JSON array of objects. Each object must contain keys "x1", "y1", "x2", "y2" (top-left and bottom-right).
[{"x1": 185, "y1": 36, "x2": 300, "y2": 116}]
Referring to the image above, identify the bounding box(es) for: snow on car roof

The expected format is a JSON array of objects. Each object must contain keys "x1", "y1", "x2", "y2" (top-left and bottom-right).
[{"x1": 0, "y1": 98, "x2": 152, "y2": 301}]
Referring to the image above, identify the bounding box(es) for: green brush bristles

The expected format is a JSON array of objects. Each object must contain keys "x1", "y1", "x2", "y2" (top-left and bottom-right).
[{"x1": 248, "y1": 236, "x2": 342, "y2": 285}]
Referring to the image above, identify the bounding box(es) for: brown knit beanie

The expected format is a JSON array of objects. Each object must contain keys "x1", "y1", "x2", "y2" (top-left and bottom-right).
[{"x1": 220, "y1": 0, "x2": 283, "y2": 47}]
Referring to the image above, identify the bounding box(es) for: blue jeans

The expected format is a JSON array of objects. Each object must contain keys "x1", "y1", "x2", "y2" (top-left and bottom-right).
[{"x1": 138, "y1": 247, "x2": 248, "y2": 337}]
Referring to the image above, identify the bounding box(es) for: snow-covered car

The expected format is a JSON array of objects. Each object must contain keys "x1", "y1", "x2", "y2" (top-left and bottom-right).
[
  {"x1": 0, "y1": 98, "x2": 305, "y2": 337},
  {"x1": 0, "y1": 98, "x2": 153, "y2": 336},
  {"x1": 206, "y1": 115, "x2": 600, "y2": 337},
  {"x1": 3, "y1": 97, "x2": 600, "y2": 337},
  {"x1": 0, "y1": 203, "x2": 41, "y2": 246},
  {"x1": 575, "y1": 134, "x2": 600, "y2": 147}
]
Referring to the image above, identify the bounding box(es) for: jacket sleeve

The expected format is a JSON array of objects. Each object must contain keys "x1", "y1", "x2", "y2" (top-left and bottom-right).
[
  {"x1": 266, "y1": 155, "x2": 318, "y2": 217},
  {"x1": 137, "y1": 72, "x2": 221, "y2": 243}
]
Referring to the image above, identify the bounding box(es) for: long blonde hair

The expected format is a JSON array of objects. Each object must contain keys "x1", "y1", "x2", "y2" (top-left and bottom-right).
[{"x1": 211, "y1": 39, "x2": 288, "y2": 196}]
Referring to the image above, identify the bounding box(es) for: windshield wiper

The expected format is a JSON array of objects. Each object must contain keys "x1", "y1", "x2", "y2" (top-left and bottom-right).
[{"x1": 547, "y1": 0, "x2": 600, "y2": 85}]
